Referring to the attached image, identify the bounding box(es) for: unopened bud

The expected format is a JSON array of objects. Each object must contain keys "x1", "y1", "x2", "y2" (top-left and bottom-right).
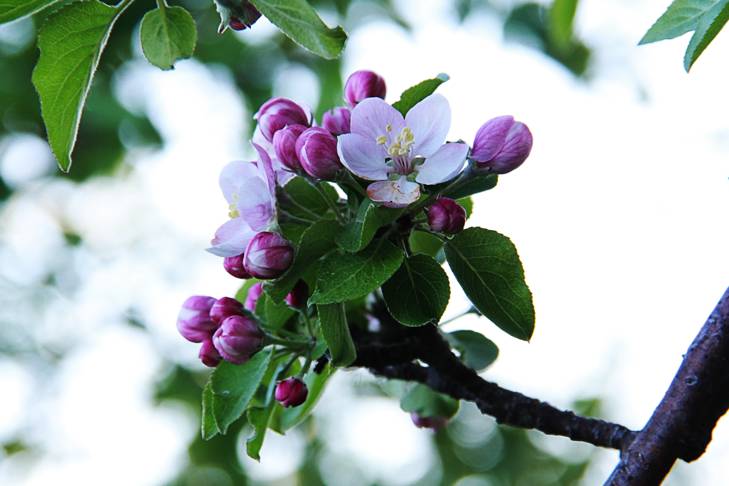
[
  {"x1": 273, "y1": 124, "x2": 307, "y2": 172},
  {"x1": 255, "y1": 97, "x2": 309, "y2": 142},
  {"x1": 285, "y1": 280, "x2": 308, "y2": 309},
  {"x1": 427, "y1": 197, "x2": 466, "y2": 234},
  {"x1": 245, "y1": 282, "x2": 264, "y2": 312},
  {"x1": 275, "y1": 377, "x2": 308, "y2": 407},
  {"x1": 322, "y1": 107, "x2": 351, "y2": 135},
  {"x1": 177, "y1": 295, "x2": 217, "y2": 343},
  {"x1": 212, "y1": 315, "x2": 265, "y2": 364},
  {"x1": 296, "y1": 127, "x2": 342, "y2": 180},
  {"x1": 471, "y1": 116, "x2": 533, "y2": 174},
  {"x1": 199, "y1": 339, "x2": 222, "y2": 367},
  {"x1": 410, "y1": 413, "x2": 448, "y2": 430},
  {"x1": 210, "y1": 296, "x2": 245, "y2": 325},
  {"x1": 344, "y1": 70, "x2": 387, "y2": 107},
  {"x1": 223, "y1": 254, "x2": 251, "y2": 279},
  {"x1": 244, "y1": 231, "x2": 294, "y2": 279}
]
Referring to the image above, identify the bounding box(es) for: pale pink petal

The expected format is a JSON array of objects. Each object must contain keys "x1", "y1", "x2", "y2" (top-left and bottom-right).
[
  {"x1": 350, "y1": 98, "x2": 405, "y2": 143},
  {"x1": 338, "y1": 133, "x2": 389, "y2": 181},
  {"x1": 367, "y1": 176, "x2": 421, "y2": 208},
  {"x1": 415, "y1": 142, "x2": 468, "y2": 185},
  {"x1": 219, "y1": 161, "x2": 260, "y2": 204},
  {"x1": 252, "y1": 142, "x2": 276, "y2": 198},
  {"x1": 406, "y1": 94, "x2": 451, "y2": 158},
  {"x1": 207, "y1": 218, "x2": 255, "y2": 257}
]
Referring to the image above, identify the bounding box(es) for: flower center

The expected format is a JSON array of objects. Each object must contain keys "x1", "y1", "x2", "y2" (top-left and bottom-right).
[{"x1": 377, "y1": 126, "x2": 416, "y2": 175}]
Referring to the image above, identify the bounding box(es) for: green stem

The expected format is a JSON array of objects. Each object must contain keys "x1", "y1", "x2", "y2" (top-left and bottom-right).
[
  {"x1": 313, "y1": 182, "x2": 345, "y2": 224},
  {"x1": 266, "y1": 335, "x2": 309, "y2": 349},
  {"x1": 339, "y1": 171, "x2": 368, "y2": 198},
  {"x1": 115, "y1": 0, "x2": 136, "y2": 11},
  {"x1": 438, "y1": 306, "x2": 480, "y2": 326},
  {"x1": 155, "y1": 0, "x2": 168, "y2": 10}
]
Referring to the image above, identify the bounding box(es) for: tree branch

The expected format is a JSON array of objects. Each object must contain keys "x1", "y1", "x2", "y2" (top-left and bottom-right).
[{"x1": 606, "y1": 287, "x2": 729, "y2": 485}]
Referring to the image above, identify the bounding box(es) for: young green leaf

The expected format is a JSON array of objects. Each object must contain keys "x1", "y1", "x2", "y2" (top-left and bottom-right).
[
  {"x1": 336, "y1": 200, "x2": 402, "y2": 252},
  {"x1": 309, "y1": 239, "x2": 404, "y2": 305},
  {"x1": 400, "y1": 384, "x2": 459, "y2": 418},
  {"x1": 140, "y1": 5, "x2": 197, "y2": 70},
  {"x1": 248, "y1": 0, "x2": 347, "y2": 59},
  {"x1": 210, "y1": 348, "x2": 272, "y2": 434},
  {"x1": 640, "y1": 0, "x2": 721, "y2": 45},
  {"x1": 0, "y1": 0, "x2": 59, "y2": 24},
  {"x1": 392, "y1": 73, "x2": 449, "y2": 116},
  {"x1": 382, "y1": 254, "x2": 450, "y2": 327},
  {"x1": 32, "y1": 0, "x2": 130, "y2": 172},
  {"x1": 270, "y1": 364, "x2": 334, "y2": 432},
  {"x1": 445, "y1": 330, "x2": 499, "y2": 371},
  {"x1": 444, "y1": 227, "x2": 535, "y2": 341},
  {"x1": 317, "y1": 304, "x2": 356, "y2": 367},
  {"x1": 684, "y1": 0, "x2": 729, "y2": 70},
  {"x1": 201, "y1": 382, "x2": 220, "y2": 440},
  {"x1": 549, "y1": 0, "x2": 579, "y2": 50}
]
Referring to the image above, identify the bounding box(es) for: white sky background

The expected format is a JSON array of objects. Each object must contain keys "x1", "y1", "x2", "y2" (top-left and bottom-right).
[{"x1": 1, "y1": 0, "x2": 728, "y2": 484}]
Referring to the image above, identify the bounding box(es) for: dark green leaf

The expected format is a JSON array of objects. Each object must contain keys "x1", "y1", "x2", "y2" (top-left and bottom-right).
[
  {"x1": 336, "y1": 200, "x2": 402, "y2": 252},
  {"x1": 0, "y1": 0, "x2": 58, "y2": 24},
  {"x1": 445, "y1": 330, "x2": 499, "y2": 371},
  {"x1": 317, "y1": 303, "x2": 356, "y2": 366},
  {"x1": 400, "y1": 384, "x2": 459, "y2": 418},
  {"x1": 140, "y1": 5, "x2": 197, "y2": 70},
  {"x1": 248, "y1": 0, "x2": 347, "y2": 59},
  {"x1": 445, "y1": 228, "x2": 535, "y2": 341},
  {"x1": 549, "y1": 0, "x2": 578, "y2": 49},
  {"x1": 382, "y1": 255, "x2": 450, "y2": 326},
  {"x1": 201, "y1": 382, "x2": 220, "y2": 440},
  {"x1": 210, "y1": 348, "x2": 272, "y2": 434},
  {"x1": 640, "y1": 0, "x2": 722, "y2": 44},
  {"x1": 309, "y1": 239, "x2": 404, "y2": 305},
  {"x1": 271, "y1": 363, "x2": 334, "y2": 432},
  {"x1": 264, "y1": 219, "x2": 341, "y2": 302},
  {"x1": 246, "y1": 402, "x2": 275, "y2": 460},
  {"x1": 684, "y1": 0, "x2": 729, "y2": 70},
  {"x1": 255, "y1": 292, "x2": 295, "y2": 330},
  {"x1": 392, "y1": 73, "x2": 449, "y2": 116},
  {"x1": 442, "y1": 173, "x2": 498, "y2": 200},
  {"x1": 32, "y1": 0, "x2": 128, "y2": 172},
  {"x1": 408, "y1": 230, "x2": 445, "y2": 263},
  {"x1": 279, "y1": 177, "x2": 339, "y2": 222}
]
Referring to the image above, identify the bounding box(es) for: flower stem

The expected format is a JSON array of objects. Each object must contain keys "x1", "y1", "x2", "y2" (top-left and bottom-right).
[{"x1": 313, "y1": 182, "x2": 346, "y2": 224}]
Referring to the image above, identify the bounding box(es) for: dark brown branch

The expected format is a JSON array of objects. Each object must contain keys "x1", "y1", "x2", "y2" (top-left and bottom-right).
[{"x1": 606, "y1": 287, "x2": 729, "y2": 486}]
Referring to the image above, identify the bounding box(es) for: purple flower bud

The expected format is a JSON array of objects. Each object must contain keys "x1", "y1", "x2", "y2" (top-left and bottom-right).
[
  {"x1": 212, "y1": 315, "x2": 265, "y2": 364},
  {"x1": 255, "y1": 97, "x2": 310, "y2": 142},
  {"x1": 223, "y1": 254, "x2": 251, "y2": 279},
  {"x1": 244, "y1": 232, "x2": 294, "y2": 279},
  {"x1": 322, "y1": 107, "x2": 351, "y2": 135},
  {"x1": 410, "y1": 413, "x2": 448, "y2": 430},
  {"x1": 210, "y1": 296, "x2": 245, "y2": 325},
  {"x1": 275, "y1": 377, "x2": 308, "y2": 407},
  {"x1": 177, "y1": 296, "x2": 217, "y2": 343},
  {"x1": 344, "y1": 70, "x2": 387, "y2": 107},
  {"x1": 273, "y1": 124, "x2": 307, "y2": 172},
  {"x1": 471, "y1": 116, "x2": 533, "y2": 174},
  {"x1": 245, "y1": 282, "x2": 264, "y2": 312},
  {"x1": 427, "y1": 197, "x2": 466, "y2": 234},
  {"x1": 227, "y1": 2, "x2": 261, "y2": 31},
  {"x1": 199, "y1": 339, "x2": 222, "y2": 367},
  {"x1": 295, "y1": 127, "x2": 342, "y2": 180},
  {"x1": 285, "y1": 280, "x2": 308, "y2": 309}
]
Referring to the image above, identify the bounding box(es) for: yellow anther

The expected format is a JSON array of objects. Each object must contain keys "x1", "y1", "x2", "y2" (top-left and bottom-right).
[
  {"x1": 376, "y1": 135, "x2": 387, "y2": 145},
  {"x1": 386, "y1": 124, "x2": 393, "y2": 132}
]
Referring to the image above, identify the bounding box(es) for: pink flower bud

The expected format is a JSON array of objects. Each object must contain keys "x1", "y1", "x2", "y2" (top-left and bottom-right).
[
  {"x1": 427, "y1": 197, "x2": 466, "y2": 234},
  {"x1": 210, "y1": 296, "x2": 245, "y2": 325},
  {"x1": 177, "y1": 295, "x2": 217, "y2": 343},
  {"x1": 410, "y1": 413, "x2": 448, "y2": 430},
  {"x1": 255, "y1": 97, "x2": 310, "y2": 142},
  {"x1": 223, "y1": 254, "x2": 251, "y2": 279},
  {"x1": 275, "y1": 377, "x2": 308, "y2": 407},
  {"x1": 227, "y1": 2, "x2": 261, "y2": 31},
  {"x1": 295, "y1": 127, "x2": 342, "y2": 180},
  {"x1": 212, "y1": 315, "x2": 265, "y2": 364},
  {"x1": 471, "y1": 116, "x2": 533, "y2": 174},
  {"x1": 344, "y1": 70, "x2": 387, "y2": 107},
  {"x1": 273, "y1": 124, "x2": 307, "y2": 172},
  {"x1": 322, "y1": 107, "x2": 351, "y2": 135},
  {"x1": 199, "y1": 339, "x2": 222, "y2": 367},
  {"x1": 285, "y1": 280, "x2": 308, "y2": 309},
  {"x1": 244, "y1": 282, "x2": 264, "y2": 312},
  {"x1": 244, "y1": 232, "x2": 294, "y2": 279}
]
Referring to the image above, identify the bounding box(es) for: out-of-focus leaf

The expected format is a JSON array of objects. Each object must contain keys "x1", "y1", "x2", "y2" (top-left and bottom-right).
[
  {"x1": 445, "y1": 330, "x2": 499, "y2": 371},
  {"x1": 640, "y1": 0, "x2": 721, "y2": 44},
  {"x1": 0, "y1": 0, "x2": 59, "y2": 24},
  {"x1": 140, "y1": 5, "x2": 197, "y2": 70},
  {"x1": 549, "y1": 0, "x2": 579, "y2": 49},
  {"x1": 400, "y1": 384, "x2": 459, "y2": 418}
]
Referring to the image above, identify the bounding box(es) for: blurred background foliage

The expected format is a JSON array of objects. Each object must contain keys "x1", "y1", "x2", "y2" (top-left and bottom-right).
[{"x1": 0, "y1": 0, "x2": 599, "y2": 484}]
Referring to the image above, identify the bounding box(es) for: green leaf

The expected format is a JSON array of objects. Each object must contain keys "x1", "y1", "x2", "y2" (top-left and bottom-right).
[
  {"x1": 392, "y1": 73, "x2": 449, "y2": 116},
  {"x1": 684, "y1": 0, "x2": 729, "y2": 70},
  {"x1": 317, "y1": 303, "x2": 356, "y2": 367},
  {"x1": 271, "y1": 364, "x2": 334, "y2": 432},
  {"x1": 309, "y1": 238, "x2": 404, "y2": 305},
  {"x1": 248, "y1": 0, "x2": 347, "y2": 59},
  {"x1": 382, "y1": 255, "x2": 450, "y2": 327},
  {"x1": 279, "y1": 177, "x2": 339, "y2": 223},
  {"x1": 408, "y1": 230, "x2": 445, "y2": 263},
  {"x1": 210, "y1": 348, "x2": 272, "y2": 434},
  {"x1": 445, "y1": 227, "x2": 535, "y2": 341},
  {"x1": 245, "y1": 402, "x2": 275, "y2": 460},
  {"x1": 235, "y1": 278, "x2": 261, "y2": 302},
  {"x1": 549, "y1": 0, "x2": 579, "y2": 50},
  {"x1": 640, "y1": 0, "x2": 722, "y2": 44},
  {"x1": 255, "y1": 292, "x2": 295, "y2": 330},
  {"x1": 0, "y1": 0, "x2": 58, "y2": 24},
  {"x1": 264, "y1": 219, "x2": 341, "y2": 302},
  {"x1": 201, "y1": 382, "x2": 220, "y2": 440},
  {"x1": 336, "y1": 200, "x2": 402, "y2": 252},
  {"x1": 140, "y1": 5, "x2": 197, "y2": 70},
  {"x1": 442, "y1": 173, "x2": 498, "y2": 200},
  {"x1": 400, "y1": 384, "x2": 459, "y2": 418},
  {"x1": 457, "y1": 197, "x2": 473, "y2": 219},
  {"x1": 32, "y1": 0, "x2": 129, "y2": 172},
  {"x1": 445, "y1": 330, "x2": 499, "y2": 371}
]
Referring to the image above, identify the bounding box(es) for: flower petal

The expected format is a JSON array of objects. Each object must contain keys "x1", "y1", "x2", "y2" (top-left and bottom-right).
[
  {"x1": 367, "y1": 176, "x2": 421, "y2": 208},
  {"x1": 406, "y1": 94, "x2": 451, "y2": 158},
  {"x1": 350, "y1": 97, "x2": 405, "y2": 143},
  {"x1": 252, "y1": 142, "x2": 276, "y2": 198},
  {"x1": 219, "y1": 161, "x2": 260, "y2": 205},
  {"x1": 207, "y1": 218, "x2": 255, "y2": 257},
  {"x1": 338, "y1": 133, "x2": 389, "y2": 181},
  {"x1": 415, "y1": 142, "x2": 468, "y2": 185}
]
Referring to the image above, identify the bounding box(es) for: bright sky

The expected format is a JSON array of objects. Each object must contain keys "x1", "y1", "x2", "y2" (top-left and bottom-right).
[{"x1": 1, "y1": 0, "x2": 728, "y2": 484}]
